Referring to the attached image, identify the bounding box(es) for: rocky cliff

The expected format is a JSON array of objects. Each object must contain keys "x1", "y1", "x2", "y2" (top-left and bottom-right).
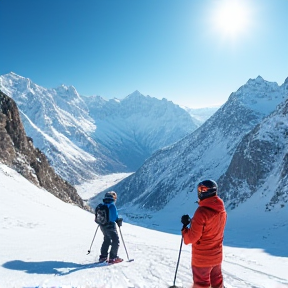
[
  {"x1": 0, "y1": 90, "x2": 84, "y2": 208},
  {"x1": 218, "y1": 94, "x2": 288, "y2": 210}
]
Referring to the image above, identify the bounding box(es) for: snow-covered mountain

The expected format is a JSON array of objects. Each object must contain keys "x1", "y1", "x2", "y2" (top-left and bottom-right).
[
  {"x1": 93, "y1": 76, "x2": 287, "y2": 214},
  {"x1": 0, "y1": 72, "x2": 198, "y2": 184},
  {"x1": 0, "y1": 73, "x2": 114, "y2": 184},
  {"x1": 219, "y1": 84, "x2": 288, "y2": 210},
  {"x1": 83, "y1": 90, "x2": 198, "y2": 171}
]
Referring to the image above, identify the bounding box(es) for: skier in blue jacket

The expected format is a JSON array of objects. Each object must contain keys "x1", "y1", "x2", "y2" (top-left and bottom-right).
[{"x1": 98, "y1": 191, "x2": 123, "y2": 263}]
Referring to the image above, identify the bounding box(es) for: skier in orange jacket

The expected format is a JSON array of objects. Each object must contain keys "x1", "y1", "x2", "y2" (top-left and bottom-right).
[{"x1": 181, "y1": 180, "x2": 227, "y2": 288}]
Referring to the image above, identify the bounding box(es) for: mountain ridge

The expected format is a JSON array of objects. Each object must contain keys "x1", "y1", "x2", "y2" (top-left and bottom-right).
[
  {"x1": 0, "y1": 72, "x2": 202, "y2": 184},
  {"x1": 91, "y1": 75, "x2": 288, "y2": 214}
]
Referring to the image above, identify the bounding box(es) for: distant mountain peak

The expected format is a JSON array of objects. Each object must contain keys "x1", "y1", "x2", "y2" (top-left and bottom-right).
[
  {"x1": 256, "y1": 75, "x2": 264, "y2": 81},
  {"x1": 131, "y1": 90, "x2": 142, "y2": 95},
  {"x1": 8, "y1": 71, "x2": 21, "y2": 77},
  {"x1": 3, "y1": 72, "x2": 24, "y2": 81},
  {"x1": 126, "y1": 90, "x2": 144, "y2": 99},
  {"x1": 227, "y1": 76, "x2": 284, "y2": 115},
  {"x1": 246, "y1": 75, "x2": 265, "y2": 85},
  {"x1": 54, "y1": 84, "x2": 79, "y2": 97}
]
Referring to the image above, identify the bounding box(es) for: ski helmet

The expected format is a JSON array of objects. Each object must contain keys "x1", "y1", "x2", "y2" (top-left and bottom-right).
[
  {"x1": 104, "y1": 191, "x2": 117, "y2": 201},
  {"x1": 197, "y1": 180, "x2": 218, "y2": 201}
]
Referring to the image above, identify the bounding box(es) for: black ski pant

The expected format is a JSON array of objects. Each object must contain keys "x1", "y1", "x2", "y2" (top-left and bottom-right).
[{"x1": 100, "y1": 222, "x2": 119, "y2": 259}]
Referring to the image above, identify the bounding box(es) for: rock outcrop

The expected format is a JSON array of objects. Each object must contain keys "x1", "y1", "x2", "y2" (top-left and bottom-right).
[{"x1": 0, "y1": 90, "x2": 84, "y2": 208}]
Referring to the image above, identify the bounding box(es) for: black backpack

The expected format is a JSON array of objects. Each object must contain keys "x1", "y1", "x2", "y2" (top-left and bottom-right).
[{"x1": 95, "y1": 203, "x2": 109, "y2": 225}]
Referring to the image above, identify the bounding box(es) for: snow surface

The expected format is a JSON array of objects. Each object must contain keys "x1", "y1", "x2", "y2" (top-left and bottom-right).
[
  {"x1": 183, "y1": 106, "x2": 220, "y2": 124},
  {"x1": 75, "y1": 173, "x2": 132, "y2": 200},
  {"x1": 1, "y1": 164, "x2": 288, "y2": 288}
]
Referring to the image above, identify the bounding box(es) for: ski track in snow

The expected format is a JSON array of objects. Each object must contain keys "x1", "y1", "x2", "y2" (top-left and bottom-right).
[
  {"x1": 223, "y1": 266, "x2": 288, "y2": 288},
  {"x1": 224, "y1": 259, "x2": 288, "y2": 285}
]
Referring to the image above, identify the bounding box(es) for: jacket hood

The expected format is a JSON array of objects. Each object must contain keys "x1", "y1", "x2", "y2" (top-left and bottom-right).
[{"x1": 199, "y1": 195, "x2": 225, "y2": 213}]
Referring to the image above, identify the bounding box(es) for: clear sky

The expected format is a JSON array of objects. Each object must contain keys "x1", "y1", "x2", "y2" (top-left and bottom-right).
[{"x1": 0, "y1": 0, "x2": 287, "y2": 108}]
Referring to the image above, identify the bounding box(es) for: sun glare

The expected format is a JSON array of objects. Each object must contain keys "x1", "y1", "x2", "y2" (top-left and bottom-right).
[{"x1": 212, "y1": 0, "x2": 251, "y2": 40}]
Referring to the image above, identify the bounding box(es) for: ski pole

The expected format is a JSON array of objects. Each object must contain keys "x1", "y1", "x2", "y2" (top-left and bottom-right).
[
  {"x1": 118, "y1": 226, "x2": 134, "y2": 262},
  {"x1": 170, "y1": 225, "x2": 185, "y2": 288},
  {"x1": 87, "y1": 225, "x2": 99, "y2": 255}
]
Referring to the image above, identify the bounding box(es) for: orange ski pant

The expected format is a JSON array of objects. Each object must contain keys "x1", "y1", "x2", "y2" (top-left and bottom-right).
[{"x1": 192, "y1": 264, "x2": 224, "y2": 288}]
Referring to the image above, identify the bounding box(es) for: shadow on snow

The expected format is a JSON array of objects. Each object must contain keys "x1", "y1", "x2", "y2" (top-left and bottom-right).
[{"x1": 2, "y1": 260, "x2": 103, "y2": 276}]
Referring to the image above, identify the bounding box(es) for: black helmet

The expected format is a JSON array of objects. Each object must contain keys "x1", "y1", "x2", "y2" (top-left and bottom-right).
[
  {"x1": 104, "y1": 191, "x2": 117, "y2": 201},
  {"x1": 197, "y1": 180, "x2": 218, "y2": 201}
]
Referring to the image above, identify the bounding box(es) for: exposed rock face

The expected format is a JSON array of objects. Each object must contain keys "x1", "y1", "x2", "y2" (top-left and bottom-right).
[
  {"x1": 218, "y1": 97, "x2": 288, "y2": 210},
  {"x1": 0, "y1": 90, "x2": 84, "y2": 208}
]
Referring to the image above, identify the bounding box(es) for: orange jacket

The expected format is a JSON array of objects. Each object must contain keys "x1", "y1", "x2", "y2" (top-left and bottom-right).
[{"x1": 182, "y1": 195, "x2": 227, "y2": 267}]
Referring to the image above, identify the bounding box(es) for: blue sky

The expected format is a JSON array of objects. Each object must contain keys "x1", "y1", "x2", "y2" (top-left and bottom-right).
[{"x1": 0, "y1": 0, "x2": 287, "y2": 108}]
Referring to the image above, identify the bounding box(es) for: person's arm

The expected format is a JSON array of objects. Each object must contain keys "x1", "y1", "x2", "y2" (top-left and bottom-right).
[
  {"x1": 109, "y1": 204, "x2": 118, "y2": 222},
  {"x1": 182, "y1": 209, "x2": 204, "y2": 245}
]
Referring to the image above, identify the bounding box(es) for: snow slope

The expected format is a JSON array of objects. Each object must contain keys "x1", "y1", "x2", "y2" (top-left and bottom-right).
[{"x1": 1, "y1": 164, "x2": 288, "y2": 288}]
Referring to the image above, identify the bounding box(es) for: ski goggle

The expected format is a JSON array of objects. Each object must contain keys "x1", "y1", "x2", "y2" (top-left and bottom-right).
[{"x1": 197, "y1": 185, "x2": 209, "y2": 193}]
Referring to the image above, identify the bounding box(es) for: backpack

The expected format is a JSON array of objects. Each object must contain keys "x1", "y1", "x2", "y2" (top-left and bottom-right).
[{"x1": 95, "y1": 203, "x2": 109, "y2": 225}]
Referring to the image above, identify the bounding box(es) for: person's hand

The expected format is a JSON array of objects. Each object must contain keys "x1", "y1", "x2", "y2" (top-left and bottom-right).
[
  {"x1": 181, "y1": 215, "x2": 191, "y2": 227},
  {"x1": 116, "y1": 218, "x2": 123, "y2": 227}
]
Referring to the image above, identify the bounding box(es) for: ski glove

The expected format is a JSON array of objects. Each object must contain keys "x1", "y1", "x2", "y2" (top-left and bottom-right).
[
  {"x1": 116, "y1": 218, "x2": 123, "y2": 227},
  {"x1": 181, "y1": 215, "x2": 191, "y2": 227}
]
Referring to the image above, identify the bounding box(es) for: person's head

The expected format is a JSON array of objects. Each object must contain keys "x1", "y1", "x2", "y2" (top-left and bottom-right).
[
  {"x1": 197, "y1": 180, "x2": 218, "y2": 201},
  {"x1": 103, "y1": 191, "x2": 117, "y2": 203}
]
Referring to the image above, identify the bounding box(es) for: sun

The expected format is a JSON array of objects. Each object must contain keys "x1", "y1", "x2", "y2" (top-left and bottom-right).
[{"x1": 211, "y1": 0, "x2": 251, "y2": 39}]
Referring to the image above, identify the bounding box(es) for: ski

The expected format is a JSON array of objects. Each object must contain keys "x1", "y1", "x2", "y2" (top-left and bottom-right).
[
  {"x1": 107, "y1": 258, "x2": 134, "y2": 265},
  {"x1": 92, "y1": 258, "x2": 134, "y2": 266},
  {"x1": 54, "y1": 259, "x2": 134, "y2": 276}
]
